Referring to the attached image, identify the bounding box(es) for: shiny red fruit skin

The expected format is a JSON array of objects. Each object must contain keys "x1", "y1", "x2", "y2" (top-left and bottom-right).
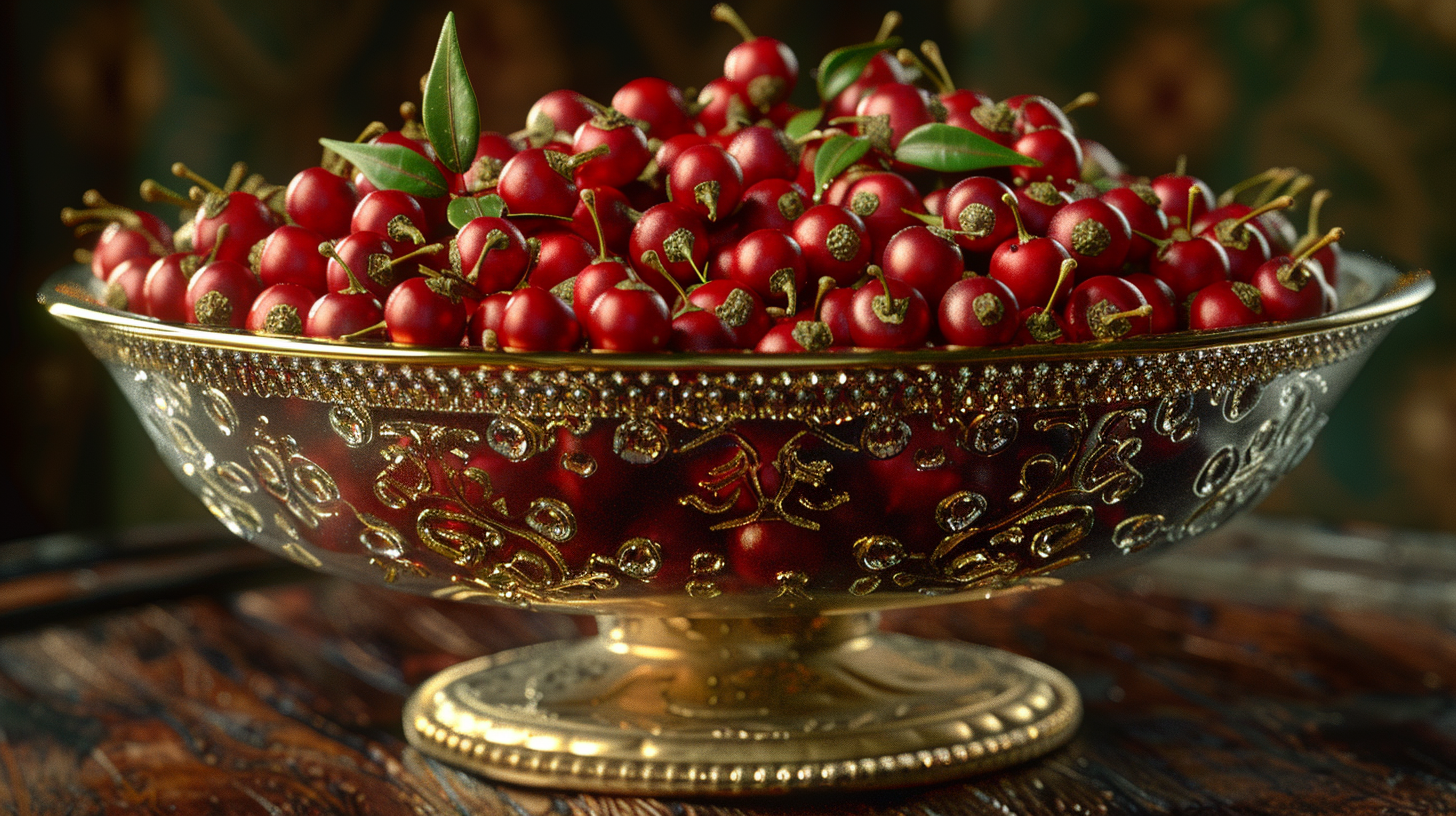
[
  {"x1": 882, "y1": 225, "x2": 964, "y2": 307},
  {"x1": 456, "y1": 216, "x2": 529, "y2": 293},
  {"x1": 820, "y1": 286, "x2": 856, "y2": 347},
  {"x1": 140, "y1": 253, "x2": 196, "y2": 322},
  {"x1": 498, "y1": 287, "x2": 581, "y2": 351},
  {"x1": 668, "y1": 144, "x2": 744, "y2": 223},
  {"x1": 730, "y1": 229, "x2": 807, "y2": 307},
  {"x1": 192, "y1": 191, "x2": 275, "y2": 266},
  {"x1": 306, "y1": 290, "x2": 383, "y2": 339},
  {"x1": 324, "y1": 231, "x2": 398, "y2": 300},
  {"x1": 738, "y1": 179, "x2": 808, "y2": 233},
  {"x1": 1100, "y1": 186, "x2": 1168, "y2": 264},
  {"x1": 723, "y1": 37, "x2": 799, "y2": 106},
  {"x1": 526, "y1": 89, "x2": 596, "y2": 136},
  {"x1": 686, "y1": 279, "x2": 773, "y2": 348},
  {"x1": 694, "y1": 77, "x2": 746, "y2": 136},
  {"x1": 185, "y1": 260, "x2": 260, "y2": 328},
  {"x1": 938, "y1": 275, "x2": 1021, "y2": 346},
  {"x1": 103, "y1": 257, "x2": 150, "y2": 312},
  {"x1": 848, "y1": 278, "x2": 930, "y2": 349},
  {"x1": 573, "y1": 118, "x2": 652, "y2": 189},
  {"x1": 844, "y1": 172, "x2": 927, "y2": 264},
  {"x1": 570, "y1": 186, "x2": 636, "y2": 257},
  {"x1": 1046, "y1": 199, "x2": 1132, "y2": 279},
  {"x1": 791, "y1": 205, "x2": 871, "y2": 286},
  {"x1": 1149, "y1": 235, "x2": 1230, "y2": 302},
  {"x1": 988, "y1": 233, "x2": 1072, "y2": 311},
  {"x1": 1008, "y1": 94, "x2": 1074, "y2": 136},
  {"x1": 572, "y1": 259, "x2": 634, "y2": 324},
  {"x1": 90, "y1": 222, "x2": 158, "y2": 280},
  {"x1": 826, "y1": 51, "x2": 909, "y2": 121},
  {"x1": 1188, "y1": 280, "x2": 1266, "y2": 330},
  {"x1": 286, "y1": 167, "x2": 357, "y2": 239},
  {"x1": 854, "y1": 82, "x2": 935, "y2": 149},
  {"x1": 1201, "y1": 218, "x2": 1273, "y2": 284},
  {"x1": 670, "y1": 308, "x2": 738, "y2": 352},
  {"x1": 383, "y1": 278, "x2": 467, "y2": 346},
  {"x1": 726, "y1": 126, "x2": 797, "y2": 189},
  {"x1": 1123, "y1": 273, "x2": 1179, "y2": 334},
  {"x1": 528, "y1": 231, "x2": 597, "y2": 291},
  {"x1": 1150, "y1": 173, "x2": 1215, "y2": 230},
  {"x1": 941, "y1": 176, "x2": 1017, "y2": 254},
  {"x1": 1010, "y1": 128, "x2": 1083, "y2": 188},
  {"x1": 612, "y1": 77, "x2": 693, "y2": 139},
  {"x1": 1063, "y1": 275, "x2": 1150, "y2": 343},
  {"x1": 351, "y1": 189, "x2": 427, "y2": 239},
  {"x1": 498, "y1": 148, "x2": 578, "y2": 219},
  {"x1": 629, "y1": 203, "x2": 709, "y2": 289},
  {"x1": 586, "y1": 284, "x2": 672, "y2": 352},
  {"x1": 467, "y1": 291, "x2": 511, "y2": 347},
  {"x1": 245, "y1": 283, "x2": 316, "y2": 334},
  {"x1": 1249, "y1": 257, "x2": 1325, "y2": 322},
  {"x1": 257, "y1": 225, "x2": 328, "y2": 293}
]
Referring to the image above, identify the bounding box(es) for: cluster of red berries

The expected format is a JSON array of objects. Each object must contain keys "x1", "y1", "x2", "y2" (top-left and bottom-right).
[{"x1": 65, "y1": 7, "x2": 1346, "y2": 354}]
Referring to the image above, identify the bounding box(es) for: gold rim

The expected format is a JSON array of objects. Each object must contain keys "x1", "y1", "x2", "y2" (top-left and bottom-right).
[{"x1": 40, "y1": 259, "x2": 1433, "y2": 369}]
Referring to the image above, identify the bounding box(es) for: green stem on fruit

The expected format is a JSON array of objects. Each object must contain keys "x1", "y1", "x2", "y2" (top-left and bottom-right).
[
  {"x1": 876, "y1": 11, "x2": 902, "y2": 43},
  {"x1": 1061, "y1": 92, "x2": 1099, "y2": 114},
  {"x1": 1293, "y1": 190, "x2": 1333, "y2": 256},
  {"x1": 1045, "y1": 258, "x2": 1076, "y2": 314},
  {"x1": 1000, "y1": 192, "x2": 1034, "y2": 245},
  {"x1": 1217, "y1": 167, "x2": 1281, "y2": 207},
  {"x1": 1099, "y1": 304, "x2": 1152, "y2": 326},
  {"x1": 171, "y1": 162, "x2": 222, "y2": 194},
  {"x1": 710, "y1": 3, "x2": 756, "y2": 42},
  {"x1": 919, "y1": 41, "x2": 957, "y2": 96},
  {"x1": 897, "y1": 48, "x2": 949, "y2": 95},
  {"x1": 579, "y1": 189, "x2": 609, "y2": 259},
  {"x1": 468, "y1": 230, "x2": 509, "y2": 285},
  {"x1": 318, "y1": 241, "x2": 370, "y2": 294},
  {"x1": 1292, "y1": 227, "x2": 1344, "y2": 265},
  {"x1": 900, "y1": 208, "x2": 941, "y2": 227},
  {"x1": 1174, "y1": 154, "x2": 1187, "y2": 177},
  {"x1": 639, "y1": 249, "x2": 694, "y2": 313},
  {"x1": 140, "y1": 179, "x2": 192, "y2": 208},
  {"x1": 340, "y1": 320, "x2": 387, "y2": 341},
  {"x1": 223, "y1": 161, "x2": 248, "y2": 193}
]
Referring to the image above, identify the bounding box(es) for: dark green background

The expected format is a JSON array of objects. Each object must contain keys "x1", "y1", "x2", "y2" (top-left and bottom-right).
[{"x1": 4, "y1": 0, "x2": 1453, "y2": 538}]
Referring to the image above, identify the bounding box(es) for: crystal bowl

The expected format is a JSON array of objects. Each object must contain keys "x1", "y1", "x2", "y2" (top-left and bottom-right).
[{"x1": 41, "y1": 257, "x2": 1431, "y2": 795}]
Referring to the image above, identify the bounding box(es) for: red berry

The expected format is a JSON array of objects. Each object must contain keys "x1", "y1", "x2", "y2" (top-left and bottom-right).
[
  {"x1": 256, "y1": 225, "x2": 328, "y2": 293},
  {"x1": 714, "y1": 5, "x2": 798, "y2": 108},
  {"x1": 141, "y1": 253, "x2": 199, "y2": 322},
  {"x1": 186, "y1": 260, "x2": 260, "y2": 328},
  {"x1": 498, "y1": 286, "x2": 581, "y2": 351},
  {"x1": 848, "y1": 269, "x2": 930, "y2": 349},
  {"x1": 694, "y1": 77, "x2": 747, "y2": 136},
  {"x1": 573, "y1": 111, "x2": 653, "y2": 189},
  {"x1": 941, "y1": 176, "x2": 1016, "y2": 254},
  {"x1": 1007, "y1": 94, "x2": 1074, "y2": 136},
  {"x1": 585, "y1": 281, "x2": 672, "y2": 352},
  {"x1": 843, "y1": 172, "x2": 927, "y2": 264},
  {"x1": 285, "y1": 167, "x2": 357, "y2": 239},
  {"x1": 882, "y1": 225, "x2": 964, "y2": 307},
  {"x1": 730, "y1": 228, "x2": 807, "y2": 307},
  {"x1": 686, "y1": 279, "x2": 773, "y2": 348},
  {"x1": 1148, "y1": 235, "x2": 1230, "y2": 302},
  {"x1": 324, "y1": 231, "x2": 401, "y2": 300},
  {"x1": 988, "y1": 230, "x2": 1072, "y2": 313},
  {"x1": 570, "y1": 186, "x2": 636, "y2": 257},
  {"x1": 854, "y1": 82, "x2": 935, "y2": 149},
  {"x1": 1151, "y1": 171, "x2": 1215, "y2": 230},
  {"x1": 1047, "y1": 198, "x2": 1132, "y2": 279},
  {"x1": 1123, "y1": 273, "x2": 1178, "y2": 334},
  {"x1": 1188, "y1": 280, "x2": 1266, "y2": 330},
  {"x1": 629, "y1": 203, "x2": 709, "y2": 292},
  {"x1": 738, "y1": 178, "x2": 808, "y2": 233},
  {"x1": 103, "y1": 257, "x2": 151, "y2": 313},
  {"x1": 383, "y1": 277, "x2": 468, "y2": 346},
  {"x1": 572, "y1": 258, "x2": 634, "y2": 323},
  {"x1": 467, "y1": 291, "x2": 511, "y2": 347},
  {"x1": 246, "y1": 283, "x2": 315, "y2": 334},
  {"x1": 668, "y1": 144, "x2": 743, "y2": 223},
  {"x1": 826, "y1": 51, "x2": 909, "y2": 121},
  {"x1": 89, "y1": 222, "x2": 159, "y2": 281},
  {"x1": 192, "y1": 191, "x2": 275, "y2": 266},
  {"x1": 938, "y1": 275, "x2": 1021, "y2": 346},
  {"x1": 351, "y1": 189, "x2": 428, "y2": 243},
  {"x1": 791, "y1": 204, "x2": 871, "y2": 286},
  {"x1": 528, "y1": 230, "x2": 597, "y2": 291},
  {"x1": 1010, "y1": 128, "x2": 1083, "y2": 188},
  {"x1": 1249, "y1": 256, "x2": 1327, "y2": 323},
  {"x1": 307, "y1": 287, "x2": 383, "y2": 340},
  {"x1": 612, "y1": 77, "x2": 693, "y2": 139},
  {"x1": 726, "y1": 126, "x2": 797, "y2": 189},
  {"x1": 456, "y1": 216, "x2": 530, "y2": 292},
  {"x1": 525, "y1": 90, "x2": 596, "y2": 138},
  {"x1": 1063, "y1": 275, "x2": 1152, "y2": 342},
  {"x1": 1100, "y1": 183, "x2": 1168, "y2": 264},
  {"x1": 670, "y1": 308, "x2": 739, "y2": 352},
  {"x1": 497, "y1": 148, "x2": 581, "y2": 219}
]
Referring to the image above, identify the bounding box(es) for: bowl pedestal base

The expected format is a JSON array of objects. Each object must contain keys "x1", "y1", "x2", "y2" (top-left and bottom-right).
[{"x1": 404, "y1": 613, "x2": 1081, "y2": 795}]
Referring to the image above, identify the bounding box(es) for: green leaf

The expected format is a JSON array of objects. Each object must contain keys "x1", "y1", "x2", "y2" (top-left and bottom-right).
[
  {"x1": 422, "y1": 12, "x2": 479, "y2": 175},
  {"x1": 319, "y1": 139, "x2": 449, "y2": 198},
  {"x1": 812, "y1": 134, "x2": 872, "y2": 203},
  {"x1": 784, "y1": 107, "x2": 823, "y2": 142},
  {"x1": 893, "y1": 123, "x2": 1040, "y2": 173},
  {"x1": 816, "y1": 37, "x2": 901, "y2": 102},
  {"x1": 447, "y1": 194, "x2": 505, "y2": 229}
]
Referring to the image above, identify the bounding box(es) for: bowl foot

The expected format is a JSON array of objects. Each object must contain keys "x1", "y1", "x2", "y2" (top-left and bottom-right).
[{"x1": 404, "y1": 613, "x2": 1080, "y2": 795}]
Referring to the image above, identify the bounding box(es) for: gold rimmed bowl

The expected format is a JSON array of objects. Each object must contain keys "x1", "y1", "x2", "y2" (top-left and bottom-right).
[{"x1": 41, "y1": 257, "x2": 1431, "y2": 795}]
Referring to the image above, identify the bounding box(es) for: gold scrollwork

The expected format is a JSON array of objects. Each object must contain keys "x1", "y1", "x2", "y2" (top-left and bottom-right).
[{"x1": 677, "y1": 427, "x2": 854, "y2": 531}]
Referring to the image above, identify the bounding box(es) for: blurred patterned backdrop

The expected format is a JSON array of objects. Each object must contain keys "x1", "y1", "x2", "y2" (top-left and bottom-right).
[{"x1": 3, "y1": 0, "x2": 1453, "y2": 539}]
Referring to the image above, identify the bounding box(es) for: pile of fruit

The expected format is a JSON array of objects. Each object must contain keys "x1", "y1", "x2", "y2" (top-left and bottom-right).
[{"x1": 63, "y1": 8, "x2": 1345, "y2": 354}]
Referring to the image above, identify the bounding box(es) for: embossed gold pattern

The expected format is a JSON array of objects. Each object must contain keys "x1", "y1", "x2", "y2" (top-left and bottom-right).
[{"x1": 38, "y1": 259, "x2": 1431, "y2": 794}]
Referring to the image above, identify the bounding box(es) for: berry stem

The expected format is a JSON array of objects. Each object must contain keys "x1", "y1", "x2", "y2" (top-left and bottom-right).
[
  {"x1": 318, "y1": 241, "x2": 370, "y2": 294},
  {"x1": 1099, "y1": 304, "x2": 1152, "y2": 326},
  {"x1": 1061, "y1": 92, "x2": 1099, "y2": 114},
  {"x1": 223, "y1": 161, "x2": 248, "y2": 193},
  {"x1": 579, "y1": 189, "x2": 609, "y2": 259},
  {"x1": 639, "y1": 249, "x2": 692, "y2": 312},
  {"x1": 171, "y1": 162, "x2": 222, "y2": 194},
  {"x1": 1217, "y1": 167, "x2": 1281, "y2": 207},
  {"x1": 140, "y1": 179, "x2": 192, "y2": 208},
  {"x1": 1253, "y1": 167, "x2": 1297, "y2": 208},
  {"x1": 201, "y1": 223, "x2": 230, "y2": 266},
  {"x1": 1044, "y1": 259, "x2": 1077, "y2": 313},
  {"x1": 811, "y1": 276, "x2": 836, "y2": 320},
  {"x1": 341, "y1": 320, "x2": 387, "y2": 340},
  {"x1": 710, "y1": 4, "x2": 756, "y2": 42},
  {"x1": 1292, "y1": 227, "x2": 1344, "y2": 265},
  {"x1": 900, "y1": 207, "x2": 941, "y2": 227},
  {"x1": 1229, "y1": 194, "x2": 1294, "y2": 231},
  {"x1": 1174, "y1": 155, "x2": 1187, "y2": 177},
  {"x1": 469, "y1": 230, "x2": 510, "y2": 284},
  {"x1": 897, "y1": 48, "x2": 949, "y2": 95},
  {"x1": 1000, "y1": 192, "x2": 1034, "y2": 244},
  {"x1": 1294, "y1": 190, "x2": 1333, "y2": 254},
  {"x1": 875, "y1": 11, "x2": 902, "y2": 42},
  {"x1": 918, "y1": 41, "x2": 957, "y2": 96}
]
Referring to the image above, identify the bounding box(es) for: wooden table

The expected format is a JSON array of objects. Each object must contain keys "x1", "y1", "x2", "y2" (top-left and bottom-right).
[{"x1": 2, "y1": 516, "x2": 1454, "y2": 814}]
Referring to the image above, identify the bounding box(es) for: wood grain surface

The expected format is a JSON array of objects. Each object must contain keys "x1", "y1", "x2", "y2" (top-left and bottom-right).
[{"x1": 1, "y1": 518, "x2": 1454, "y2": 814}]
